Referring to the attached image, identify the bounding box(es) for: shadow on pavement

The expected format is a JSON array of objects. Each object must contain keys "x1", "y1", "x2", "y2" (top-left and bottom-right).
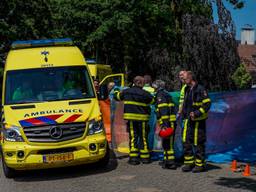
[
  {"x1": 215, "y1": 177, "x2": 256, "y2": 192},
  {"x1": 206, "y1": 163, "x2": 222, "y2": 171},
  {"x1": 115, "y1": 154, "x2": 129, "y2": 160},
  {"x1": 13, "y1": 149, "x2": 118, "y2": 182}
]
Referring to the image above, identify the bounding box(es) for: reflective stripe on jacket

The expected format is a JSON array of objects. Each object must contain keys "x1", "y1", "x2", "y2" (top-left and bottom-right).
[
  {"x1": 155, "y1": 89, "x2": 176, "y2": 127},
  {"x1": 183, "y1": 83, "x2": 211, "y2": 121},
  {"x1": 143, "y1": 84, "x2": 155, "y2": 95},
  {"x1": 114, "y1": 86, "x2": 154, "y2": 121},
  {"x1": 179, "y1": 84, "x2": 187, "y2": 112}
]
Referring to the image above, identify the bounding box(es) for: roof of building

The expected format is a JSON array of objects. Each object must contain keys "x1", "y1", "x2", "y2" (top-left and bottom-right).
[
  {"x1": 238, "y1": 44, "x2": 256, "y2": 79},
  {"x1": 241, "y1": 24, "x2": 254, "y2": 30}
]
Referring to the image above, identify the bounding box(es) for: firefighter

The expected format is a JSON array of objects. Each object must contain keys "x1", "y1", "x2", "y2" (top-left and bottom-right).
[
  {"x1": 181, "y1": 71, "x2": 211, "y2": 173},
  {"x1": 152, "y1": 80, "x2": 177, "y2": 169},
  {"x1": 178, "y1": 70, "x2": 187, "y2": 117},
  {"x1": 114, "y1": 76, "x2": 154, "y2": 165},
  {"x1": 143, "y1": 75, "x2": 155, "y2": 94}
]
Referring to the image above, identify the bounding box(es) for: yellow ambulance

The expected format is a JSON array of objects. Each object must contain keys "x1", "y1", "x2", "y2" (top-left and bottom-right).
[
  {"x1": 0, "y1": 38, "x2": 113, "y2": 178},
  {"x1": 86, "y1": 58, "x2": 124, "y2": 97},
  {"x1": 87, "y1": 59, "x2": 112, "y2": 81}
]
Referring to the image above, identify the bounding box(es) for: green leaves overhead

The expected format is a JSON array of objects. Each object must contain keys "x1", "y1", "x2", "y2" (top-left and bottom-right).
[
  {"x1": 0, "y1": 0, "x2": 246, "y2": 90},
  {"x1": 227, "y1": 0, "x2": 245, "y2": 9}
]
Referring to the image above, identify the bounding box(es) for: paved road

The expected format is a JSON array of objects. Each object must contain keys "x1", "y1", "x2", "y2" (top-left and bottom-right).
[{"x1": 1, "y1": 152, "x2": 256, "y2": 192}]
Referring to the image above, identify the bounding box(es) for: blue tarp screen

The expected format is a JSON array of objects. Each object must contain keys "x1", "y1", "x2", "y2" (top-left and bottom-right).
[{"x1": 111, "y1": 89, "x2": 256, "y2": 163}]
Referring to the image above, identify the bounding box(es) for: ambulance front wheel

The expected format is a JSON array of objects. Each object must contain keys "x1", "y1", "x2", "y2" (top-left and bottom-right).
[
  {"x1": 2, "y1": 156, "x2": 17, "y2": 178},
  {"x1": 96, "y1": 144, "x2": 110, "y2": 168}
]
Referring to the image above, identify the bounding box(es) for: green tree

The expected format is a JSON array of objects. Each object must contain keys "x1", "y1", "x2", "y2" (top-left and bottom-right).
[
  {"x1": 0, "y1": 0, "x2": 55, "y2": 53},
  {"x1": 0, "y1": 0, "x2": 56, "y2": 90},
  {"x1": 0, "y1": 0, "x2": 247, "y2": 90},
  {"x1": 232, "y1": 64, "x2": 252, "y2": 89}
]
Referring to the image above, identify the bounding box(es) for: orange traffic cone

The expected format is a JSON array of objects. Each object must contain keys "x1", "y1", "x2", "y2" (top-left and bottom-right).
[
  {"x1": 231, "y1": 160, "x2": 237, "y2": 172},
  {"x1": 243, "y1": 164, "x2": 251, "y2": 176}
]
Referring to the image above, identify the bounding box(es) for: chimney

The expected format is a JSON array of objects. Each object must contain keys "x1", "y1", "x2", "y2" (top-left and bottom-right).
[{"x1": 241, "y1": 24, "x2": 255, "y2": 45}]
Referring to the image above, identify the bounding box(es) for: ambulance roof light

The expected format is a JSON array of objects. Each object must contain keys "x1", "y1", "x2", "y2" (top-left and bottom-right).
[
  {"x1": 86, "y1": 58, "x2": 97, "y2": 64},
  {"x1": 11, "y1": 38, "x2": 73, "y2": 49}
]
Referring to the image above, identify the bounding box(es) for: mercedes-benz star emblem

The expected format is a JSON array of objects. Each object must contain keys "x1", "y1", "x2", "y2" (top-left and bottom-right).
[{"x1": 49, "y1": 126, "x2": 63, "y2": 139}]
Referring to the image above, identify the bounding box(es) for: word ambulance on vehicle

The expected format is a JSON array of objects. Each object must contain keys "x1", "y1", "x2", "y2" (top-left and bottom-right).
[{"x1": 0, "y1": 38, "x2": 119, "y2": 178}]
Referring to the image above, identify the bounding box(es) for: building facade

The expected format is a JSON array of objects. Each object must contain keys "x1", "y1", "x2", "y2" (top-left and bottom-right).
[{"x1": 237, "y1": 25, "x2": 256, "y2": 85}]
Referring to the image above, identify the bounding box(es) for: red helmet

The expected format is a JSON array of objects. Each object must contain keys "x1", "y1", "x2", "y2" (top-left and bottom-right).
[{"x1": 159, "y1": 127, "x2": 174, "y2": 138}]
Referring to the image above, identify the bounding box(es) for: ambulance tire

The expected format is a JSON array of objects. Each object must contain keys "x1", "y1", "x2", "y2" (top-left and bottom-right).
[
  {"x1": 2, "y1": 156, "x2": 17, "y2": 178},
  {"x1": 96, "y1": 144, "x2": 110, "y2": 168}
]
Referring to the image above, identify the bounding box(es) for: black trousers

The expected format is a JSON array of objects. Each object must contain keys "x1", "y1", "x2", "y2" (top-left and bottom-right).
[
  {"x1": 127, "y1": 120, "x2": 150, "y2": 160},
  {"x1": 182, "y1": 119, "x2": 206, "y2": 167},
  {"x1": 162, "y1": 135, "x2": 175, "y2": 163}
]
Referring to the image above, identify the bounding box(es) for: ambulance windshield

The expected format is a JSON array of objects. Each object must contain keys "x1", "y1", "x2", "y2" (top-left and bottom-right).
[{"x1": 5, "y1": 66, "x2": 95, "y2": 104}]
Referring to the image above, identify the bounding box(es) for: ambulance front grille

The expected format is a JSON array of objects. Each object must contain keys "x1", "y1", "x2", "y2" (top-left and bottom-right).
[{"x1": 23, "y1": 123, "x2": 86, "y2": 143}]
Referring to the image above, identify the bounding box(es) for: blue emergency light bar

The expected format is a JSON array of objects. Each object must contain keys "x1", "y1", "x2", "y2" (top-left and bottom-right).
[
  {"x1": 86, "y1": 58, "x2": 97, "y2": 64},
  {"x1": 11, "y1": 38, "x2": 73, "y2": 49}
]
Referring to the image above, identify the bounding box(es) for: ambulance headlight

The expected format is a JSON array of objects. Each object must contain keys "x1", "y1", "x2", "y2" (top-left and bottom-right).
[
  {"x1": 3, "y1": 124, "x2": 24, "y2": 142},
  {"x1": 88, "y1": 119, "x2": 104, "y2": 135}
]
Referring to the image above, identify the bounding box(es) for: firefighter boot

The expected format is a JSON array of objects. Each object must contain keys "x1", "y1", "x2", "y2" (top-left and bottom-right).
[
  {"x1": 182, "y1": 164, "x2": 194, "y2": 172},
  {"x1": 192, "y1": 166, "x2": 205, "y2": 173},
  {"x1": 128, "y1": 157, "x2": 140, "y2": 165},
  {"x1": 141, "y1": 158, "x2": 151, "y2": 164},
  {"x1": 164, "y1": 160, "x2": 177, "y2": 170}
]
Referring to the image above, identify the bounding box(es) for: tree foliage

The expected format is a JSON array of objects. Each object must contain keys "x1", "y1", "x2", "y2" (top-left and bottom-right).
[
  {"x1": 0, "y1": 0, "x2": 245, "y2": 90},
  {"x1": 0, "y1": 0, "x2": 55, "y2": 52},
  {"x1": 232, "y1": 64, "x2": 252, "y2": 89}
]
